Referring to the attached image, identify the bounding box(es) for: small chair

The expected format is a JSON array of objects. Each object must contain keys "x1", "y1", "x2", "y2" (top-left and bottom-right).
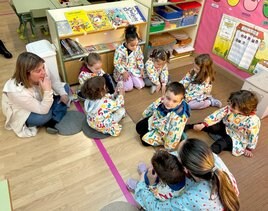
[
  {"x1": 30, "y1": 8, "x2": 50, "y2": 37},
  {"x1": 9, "y1": 1, "x2": 34, "y2": 41}
]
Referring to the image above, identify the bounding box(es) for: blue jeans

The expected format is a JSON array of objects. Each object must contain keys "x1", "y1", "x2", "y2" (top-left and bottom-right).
[{"x1": 26, "y1": 84, "x2": 70, "y2": 127}]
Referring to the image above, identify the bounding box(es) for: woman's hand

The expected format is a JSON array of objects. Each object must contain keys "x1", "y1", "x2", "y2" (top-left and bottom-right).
[
  {"x1": 60, "y1": 95, "x2": 69, "y2": 105},
  {"x1": 39, "y1": 77, "x2": 51, "y2": 92},
  {"x1": 193, "y1": 123, "x2": 205, "y2": 131},
  {"x1": 122, "y1": 71, "x2": 129, "y2": 82}
]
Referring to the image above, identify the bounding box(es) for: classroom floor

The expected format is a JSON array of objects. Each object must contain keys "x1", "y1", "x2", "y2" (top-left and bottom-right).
[{"x1": 1, "y1": 1, "x2": 268, "y2": 210}]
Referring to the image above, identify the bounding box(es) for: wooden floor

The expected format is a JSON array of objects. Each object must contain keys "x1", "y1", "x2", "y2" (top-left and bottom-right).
[{"x1": 1, "y1": 1, "x2": 268, "y2": 210}]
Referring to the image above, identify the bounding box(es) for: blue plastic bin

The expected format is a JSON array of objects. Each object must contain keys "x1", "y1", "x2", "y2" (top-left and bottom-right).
[{"x1": 155, "y1": 6, "x2": 183, "y2": 19}]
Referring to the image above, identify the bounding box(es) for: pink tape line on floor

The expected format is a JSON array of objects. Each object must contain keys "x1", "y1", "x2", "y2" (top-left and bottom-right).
[{"x1": 72, "y1": 99, "x2": 136, "y2": 205}]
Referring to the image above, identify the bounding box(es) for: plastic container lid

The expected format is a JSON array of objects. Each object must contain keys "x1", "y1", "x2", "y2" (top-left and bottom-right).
[
  {"x1": 176, "y1": 1, "x2": 202, "y2": 10},
  {"x1": 26, "y1": 39, "x2": 56, "y2": 58},
  {"x1": 245, "y1": 70, "x2": 268, "y2": 92}
]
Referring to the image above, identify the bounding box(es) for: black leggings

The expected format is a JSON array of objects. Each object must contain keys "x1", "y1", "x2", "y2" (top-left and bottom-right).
[
  {"x1": 202, "y1": 121, "x2": 233, "y2": 154},
  {"x1": 136, "y1": 117, "x2": 151, "y2": 146}
]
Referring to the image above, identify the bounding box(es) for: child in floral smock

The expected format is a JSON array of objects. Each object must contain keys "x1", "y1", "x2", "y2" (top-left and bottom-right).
[
  {"x1": 136, "y1": 82, "x2": 190, "y2": 151},
  {"x1": 187, "y1": 90, "x2": 261, "y2": 157},
  {"x1": 180, "y1": 54, "x2": 222, "y2": 109},
  {"x1": 113, "y1": 25, "x2": 145, "y2": 91},
  {"x1": 78, "y1": 52, "x2": 115, "y2": 94},
  {"x1": 81, "y1": 76, "x2": 125, "y2": 136},
  {"x1": 144, "y1": 48, "x2": 170, "y2": 95}
]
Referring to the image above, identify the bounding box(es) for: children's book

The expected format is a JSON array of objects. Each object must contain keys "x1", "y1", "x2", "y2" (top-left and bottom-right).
[
  {"x1": 87, "y1": 9, "x2": 113, "y2": 31},
  {"x1": 105, "y1": 8, "x2": 129, "y2": 28},
  {"x1": 84, "y1": 45, "x2": 97, "y2": 53},
  {"x1": 56, "y1": 20, "x2": 73, "y2": 36},
  {"x1": 122, "y1": 6, "x2": 146, "y2": 24},
  {"x1": 64, "y1": 10, "x2": 95, "y2": 34}
]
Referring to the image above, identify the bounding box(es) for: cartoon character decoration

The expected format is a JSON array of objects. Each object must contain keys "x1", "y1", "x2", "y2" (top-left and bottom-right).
[
  {"x1": 264, "y1": 0, "x2": 268, "y2": 17},
  {"x1": 243, "y1": 0, "x2": 261, "y2": 11}
]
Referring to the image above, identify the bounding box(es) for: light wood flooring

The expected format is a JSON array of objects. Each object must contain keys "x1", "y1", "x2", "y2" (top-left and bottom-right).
[{"x1": 1, "y1": 1, "x2": 268, "y2": 210}]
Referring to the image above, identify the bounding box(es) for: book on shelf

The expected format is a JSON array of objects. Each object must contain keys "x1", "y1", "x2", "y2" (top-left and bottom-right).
[
  {"x1": 87, "y1": 9, "x2": 113, "y2": 31},
  {"x1": 105, "y1": 8, "x2": 129, "y2": 28},
  {"x1": 122, "y1": 6, "x2": 146, "y2": 24},
  {"x1": 61, "y1": 38, "x2": 85, "y2": 57},
  {"x1": 64, "y1": 10, "x2": 95, "y2": 34},
  {"x1": 56, "y1": 20, "x2": 73, "y2": 36},
  {"x1": 84, "y1": 41, "x2": 123, "y2": 53}
]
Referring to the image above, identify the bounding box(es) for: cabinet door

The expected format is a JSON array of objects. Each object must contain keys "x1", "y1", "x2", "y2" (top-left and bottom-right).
[
  {"x1": 107, "y1": 52, "x2": 115, "y2": 74},
  {"x1": 64, "y1": 60, "x2": 83, "y2": 85}
]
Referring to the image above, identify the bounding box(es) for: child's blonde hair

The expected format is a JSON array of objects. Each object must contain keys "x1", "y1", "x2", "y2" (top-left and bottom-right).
[
  {"x1": 84, "y1": 52, "x2": 101, "y2": 67},
  {"x1": 191, "y1": 54, "x2": 215, "y2": 84},
  {"x1": 228, "y1": 90, "x2": 258, "y2": 115}
]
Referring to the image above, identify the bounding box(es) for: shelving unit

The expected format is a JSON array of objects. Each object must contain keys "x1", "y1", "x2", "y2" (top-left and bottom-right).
[
  {"x1": 135, "y1": 0, "x2": 204, "y2": 62},
  {"x1": 47, "y1": 0, "x2": 148, "y2": 85}
]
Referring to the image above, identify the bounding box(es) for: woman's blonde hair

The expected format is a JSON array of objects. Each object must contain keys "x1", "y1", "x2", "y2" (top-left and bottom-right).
[
  {"x1": 12, "y1": 52, "x2": 45, "y2": 88},
  {"x1": 179, "y1": 138, "x2": 240, "y2": 211}
]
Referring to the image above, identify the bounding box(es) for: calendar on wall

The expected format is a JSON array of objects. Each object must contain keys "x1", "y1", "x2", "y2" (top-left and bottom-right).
[{"x1": 212, "y1": 14, "x2": 268, "y2": 74}]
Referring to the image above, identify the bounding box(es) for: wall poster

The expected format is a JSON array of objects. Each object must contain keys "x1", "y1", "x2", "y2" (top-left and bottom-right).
[{"x1": 213, "y1": 14, "x2": 268, "y2": 74}]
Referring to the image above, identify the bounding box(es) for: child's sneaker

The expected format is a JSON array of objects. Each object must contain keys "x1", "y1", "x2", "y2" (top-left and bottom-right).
[
  {"x1": 126, "y1": 178, "x2": 138, "y2": 192},
  {"x1": 150, "y1": 85, "x2": 157, "y2": 94},
  {"x1": 210, "y1": 97, "x2": 222, "y2": 108},
  {"x1": 137, "y1": 162, "x2": 147, "y2": 175}
]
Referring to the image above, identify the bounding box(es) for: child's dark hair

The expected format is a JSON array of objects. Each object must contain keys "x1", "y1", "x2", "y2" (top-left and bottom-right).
[
  {"x1": 191, "y1": 54, "x2": 215, "y2": 84},
  {"x1": 151, "y1": 150, "x2": 185, "y2": 185},
  {"x1": 125, "y1": 25, "x2": 139, "y2": 43},
  {"x1": 150, "y1": 48, "x2": 171, "y2": 63},
  {"x1": 166, "y1": 82, "x2": 185, "y2": 97},
  {"x1": 228, "y1": 90, "x2": 258, "y2": 115},
  {"x1": 81, "y1": 76, "x2": 106, "y2": 100},
  {"x1": 84, "y1": 52, "x2": 101, "y2": 66}
]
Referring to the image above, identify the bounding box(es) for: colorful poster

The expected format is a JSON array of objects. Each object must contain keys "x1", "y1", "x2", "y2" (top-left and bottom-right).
[{"x1": 213, "y1": 14, "x2": 268, "y2": 74}]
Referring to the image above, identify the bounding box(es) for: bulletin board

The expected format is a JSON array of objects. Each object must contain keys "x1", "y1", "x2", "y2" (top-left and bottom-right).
[
  {"x1": 195, "y1": 0, "x2": 268, "y2": 79},
  {"x1": 212, "y1": 14, "x2": 268, "y2": 74}
]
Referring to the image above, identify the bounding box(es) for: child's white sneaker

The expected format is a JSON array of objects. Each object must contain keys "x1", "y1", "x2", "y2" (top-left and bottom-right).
[
  {"x1": 210, "y1": 97, "x2": 222, "y2": 108},
  {"x1": 150, "y1": 85, "x2": 157, "y2": 94}
]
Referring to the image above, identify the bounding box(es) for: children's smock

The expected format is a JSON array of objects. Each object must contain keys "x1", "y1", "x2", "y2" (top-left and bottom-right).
[
  {"x1": 203, "y1": 105, "x2": 261, "y2": 156},
  {"x1": 135, "y1": 154, "x2": 239, "y2": 211},
  {"x1": 144, "y1": 58, "x2": 169, "y2": 85},
  {"x1": 149, "y1": 180, "x2": 185, "y2": 202},
  {"x1": 180, "y1": 72, "x2": 212, "y2": 102},
  {"x1": 84, "y1": 93, "x2": 124, "y2": 136},
  {"x1": 78, "y1": 65, "x2": 105, "y2": 85},
  {"x1": 142, "y1": 97, "x2": 190, "y2": 150},
  {"x1": 113, "y1": 43, "x2": 144, "y2": 82}
]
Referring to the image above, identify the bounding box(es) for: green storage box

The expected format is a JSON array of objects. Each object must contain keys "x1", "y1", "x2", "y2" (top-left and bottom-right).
[{"x1": 150, "y1": 15, "x2": 165, "y2": 32}]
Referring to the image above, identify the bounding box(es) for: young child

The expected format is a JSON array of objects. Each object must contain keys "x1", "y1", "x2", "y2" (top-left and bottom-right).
[
  {"x1": 126, "y1": 150, "x2": 185, "y2": 201},
  {"x1": 78, "y1": 52, "x2": 115, "y2": 94},
  {"x1": 81, "y1": 76, "x2": 125, "y2": 136},
  {"x1": 186, "y1": 90, "x2": 261, "y2": 157},
  {"x1": 113, "y1": 25, "x2": 145, "y2": 91},
  {"x1": 136, "y1": 82, "x2": 190, "y2": 151},
  {"x1": 179, "y1": 54, "x2": 222, "y2": 109},
  {"x1": 144, "y1": 48, "x2": 171, "y2": 95}
]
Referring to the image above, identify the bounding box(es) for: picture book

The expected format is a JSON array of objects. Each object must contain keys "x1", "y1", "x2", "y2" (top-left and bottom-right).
[
  {"x1": 87, "y1": 9, "x2": 113, "y2": 31},
  {"x1": 122, "y1": 6, "x2": 146, "y2": 24},
  {"x1": 84, "y1": 45, "x2": 97, "y2": 53},
  {"x1": 56, "y1": 20, "x2": 73, "y2": 36},
  {"x1": 64, "y1": 10, "x2": 95, "y2": 34},
  {"x1": 61, "y1": 38, "x2": 85, "y2": 57},
  {"x1": 105, "y1": 8, "x2": 129, "y2": 28}
]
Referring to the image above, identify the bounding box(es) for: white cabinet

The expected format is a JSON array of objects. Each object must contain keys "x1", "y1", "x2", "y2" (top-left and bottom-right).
[{"x1": 47, "y1": 0, "x2": 149, "y2": 84}]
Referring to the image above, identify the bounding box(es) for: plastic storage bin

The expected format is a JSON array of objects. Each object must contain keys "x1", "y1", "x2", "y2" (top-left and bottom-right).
[
  {"x1": 242, "y1": 71, "x2": 268, "y2": 119},
  {"x1": 150, "y1": 15, "x2": 165, "y2": 32},
  {"x1": 160, "y1": 16, "x2": 182, "y2": 28},
  {"x1": 175, "y1": 1, "x2": 201, "y2": 16},
  {"x1": 26, "y1": 39, "x2": 61, "y2": 81},
  {"x1": 155, "y1": 6, "x2": 183, "y2": 19},
  {"x1": 181, "y1": 15, "x2": 198, "y2": 26}
]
